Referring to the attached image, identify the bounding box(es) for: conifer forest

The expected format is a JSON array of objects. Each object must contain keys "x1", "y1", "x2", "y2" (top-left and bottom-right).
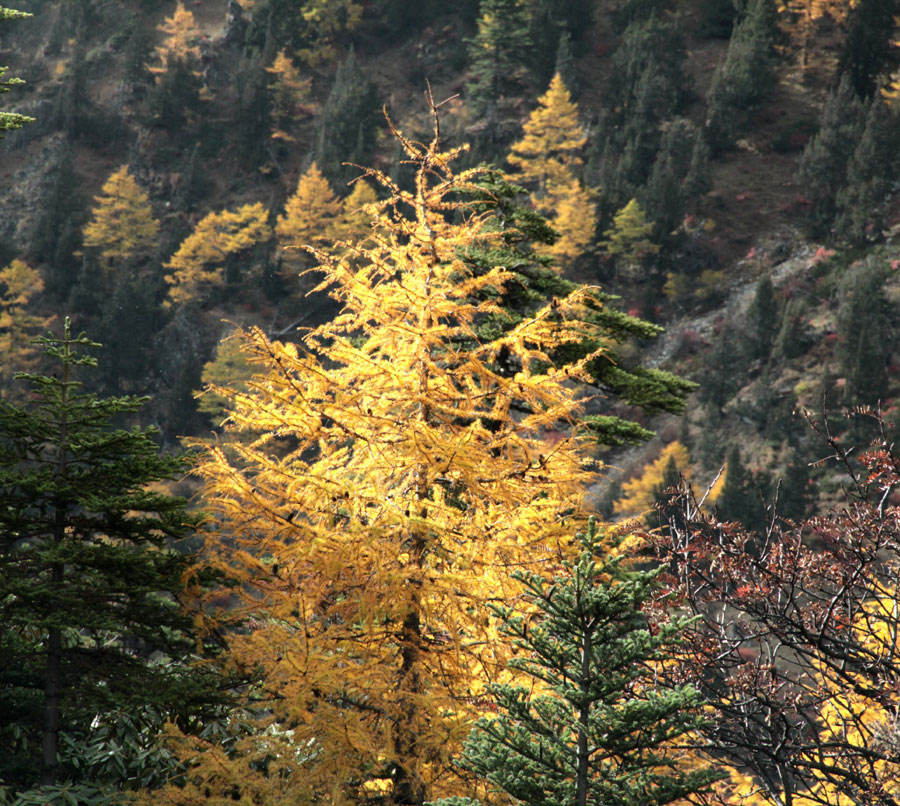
[{"x1": 4, "y1": 0, "x2": 900, "y2": 804}]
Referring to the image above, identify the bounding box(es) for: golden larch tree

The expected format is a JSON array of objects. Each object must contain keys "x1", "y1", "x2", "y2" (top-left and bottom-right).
[
  {"x1": 164, "y1": 202, "x2": 271, "y2": 306},
  {"x1": 601, "y1": 197, "x2": 660, "y2": 276},
  {"x1": 275, "y1": 161, "x2": 342, "y2": 273},
  {"x1": 265, "y1": 49, "x2": 314, "y2": 142},
  {"x1": 613, "y1": 441, "x2": 692, "y2": 521},
  {"x1": 0, "y1": 259, "x2": 52, "y2": 394},
  {"x1": 81, "y1": 165, "x2": 159, "y2": 265},
  {"x1": 338, "y1": 178, "x2": 378, "y2": 245},
  {"x1": 533, "y1": 176, "x2": 597, "y2": 267},
  {"x1": 149, "y1": 1, "x2": 201, "y2": 76},
  {"x1": 507, "y1": 71, "x2": 587, "y2": 191},
  {"x1": 507, "y1": 73, "x2": 596, "y2": 269},
  {"x1": 804, "y1": 591, "x2": 900, "y2": 806},
  {"x1": 177, "y1": 105, "x2": 609, "y2": 806}
]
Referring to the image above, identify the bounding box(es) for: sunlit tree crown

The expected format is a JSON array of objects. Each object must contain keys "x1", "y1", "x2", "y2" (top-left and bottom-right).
[
  {"x1": 82, "y1": 165, "x2": 159, "y2": 264},
  {"x1": 182, "y1": 98, "x2": 611, "y2": 806},
  {"x1": 508, "y1": 72, "x2": 587, "y2": 191}
]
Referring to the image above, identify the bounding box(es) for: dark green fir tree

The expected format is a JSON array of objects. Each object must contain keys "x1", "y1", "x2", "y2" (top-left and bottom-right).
[
  {"x1": 835, "y1": 256, "x2": 891, "y2": 406},
  {"x1": 554, "y1": 31, "x2": 578, "y2": 98},
  {"x1": 747, "y1": 274, "x2": 777, "y2": 360},
  {"x1": 30, "y1": 146, "x2": 84, "y2": 301},
  {"x1": 434, "y1": 519, "x2": 720, "y2": 806},
  {"x1": 797, "y1": 75, "x2": 864, "y2": 238},
  {"x1": 466, "y1": 0, "x2": 532, "y2": 116},
  {"x1": 717, "y1": 445, "x2": 768, "y2": 535},
  {"x1": 834, "y1": 100, "x2": 900, "y2": 245},
  {"x1": 705, "y1": 0, "x2": 778, "y2": 151},
  {"x1": 776, "y1": 450, "x2": 813, "y2": 524},
  {"x1": 696, "y1": 329, "x2": 747, "y2": 417},
  {"x1": 771, "y1": 297, "x2": 811, "y2": 361},
  {"x1": 312, "y1": 48, "x2": 380, "y2": 186},
  {"x1": 651, "y1": 454, "x2": 685, "y2": 531},
  {"x1": 0, "y1": 321, "x2": 225, "y2": 801},
  {"x1": 839, "y1": 0, "x2": 900, "y2": 98},
  {"x1": 465, "y1": 172, "x2": 695, "y2": 447},
  {"x1": 642, "y1": 118, "x2": 708, "y2": 237},
  {"x1": 698, "y1": 0, "x2": 736, "y2": 38}
]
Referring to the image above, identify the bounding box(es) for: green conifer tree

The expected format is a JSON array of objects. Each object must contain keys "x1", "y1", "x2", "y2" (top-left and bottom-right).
[
  {"x1": 776, "y1": 450, "x2": 812, "y2": 524},
  {"x1": 698, "y1": 0, "x2": 737, "y2": 38},
  {"x1": 606, "y1": 15, "x2": 690, "y2": 130},
  {"x1": 595, "y1": 14, "x2": 691, "y2": 208},
  {"x1": 697, "y1": 329, "x2": 747, "y2": 416},
  {"x1": 437, "y1": 519, "x2": 720, "y2": 806},
  {"x1": 772, "y1": 297, "x2": 810, "y2": 361},
  {"x1": 464, "y1": 173, "x2": 694, "y2": 447},
  {"x1": 651, "y1": 454, "x2": 687, "y2": 531},
  {"x1": 554, "y1": 31, "x2": 578, "y2": 97},
  {"x1": 0, "y1": 321, "x2": 222, "y2": 798},
  {"x1": 312, "y1": 48, "x2": 380, "y2": 186},
  {"x1": 797, "y1": 75, "x2": 864, "y2": 237},
  {"x1": 717, "y1": 445, "x2": 768, "y2": 535},
  {"x1": 0, "y1": 6, "x2": 34, "y2": 136},
  {"x1": 705, "y1": 0, "x2": 778, "y2": 150},
  {"x1": 834, "y1": 100, "x2": 900, "y2": 245},
  {"x1": 31, "y1": 147, "x2": 84, "y2": 301},
  {"x1": 642, "y1": 119, "x2": 708, "y2": 236},
  {"x1": 836, "y1": 256, "x2": 891, "y2": 406},
  {"x1": 839, "y1": 0, "x2": 900, "y2": 98},
  {"x1": 466, "y1": 0, "x2": 532, "y2": 115},
  {"x1": 747, "y1": 275, "x2": 777, "y2": 360}
]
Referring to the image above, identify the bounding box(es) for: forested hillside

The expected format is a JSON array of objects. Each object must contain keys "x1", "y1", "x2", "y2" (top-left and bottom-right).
[{"x1": 3, "y1": 0, "x2": 900, "y2": 804}]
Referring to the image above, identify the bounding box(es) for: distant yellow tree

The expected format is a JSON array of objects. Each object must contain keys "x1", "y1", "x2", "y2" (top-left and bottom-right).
[
  {"x1": 601, "y1": 198, "x2": 660, "y2": 275},
  {"x1": 614, "y1": 441, "x2": 692, "y2": 520},
  {"x1": 295, "y1": 0, "x2": 364, "y2": 65},
  {"x1": 275, "y1": 162, "x2": 342, "y2": 273},
  {"x1": 778, "y1": 0, "x2": 851, "y2": 68},
  {"x1": 195, "y1": 330, "x2": 252, "y2": 425},
  {"x1": 803, "y1": 592, "x2": 900, "y2": 806},
  {"x1": 265, "y1": 50, "x2": 314, "y2": 141},
  {"x1": 164, "y1": 106, "x2": 608, "y2": 806},
  {"x1": 149, "y1": 1, "x2": 201, "y2": 76},
  {"x1": 82, "y1": 165, "x2": 159, "y2": 265},
  {"x1": 164, "y1": 203, "x2": 271, "y2": 306},
  {"x1": 534, "y1": 177, "x2": 596, "y2": 267},
  {"x1": 507, "y1": 73, "x2": 596, "y2": 269},
  {"x1": 337, "y1": 178, "x2": 378, "y2": 245},
  {"x1": 508, "y1": 72, "x2": 587, "y2": 192},
  {"x1": 0, "y1": 259, "x2": 52, "y2": 393}
]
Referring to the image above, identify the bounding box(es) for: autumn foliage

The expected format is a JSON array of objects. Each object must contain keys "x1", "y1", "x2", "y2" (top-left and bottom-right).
[
  {"x1": 507, "y1": 73, "x2": 596, "y2": 268},
  {"x1": 266, "y1": 50, "x2": 314, "y2": 141},
  {"x1": 173, "y1": 102, "x2": 610, "y2": 806},
  {"x1": 164, "y1": 202, "x2": 271, "y2": 306},
  {"x1": 148, "y1": 1, "x2": 201, "y2": 76},
  {"x1": 650, "y1": 413, "x2": 900, "y2": 806},
  {"x1": 0, "y1": 259, "x2": 52, "y2": 393},
  {"x1": 614, "y1": 441, "x2": 692, "y2": 521},
  {"x1": 82, "y1": 165, "x2": 159, "y2": 265},
  {"x1": 275, "y1": 161, "x2": 342, "y2": 274}
]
